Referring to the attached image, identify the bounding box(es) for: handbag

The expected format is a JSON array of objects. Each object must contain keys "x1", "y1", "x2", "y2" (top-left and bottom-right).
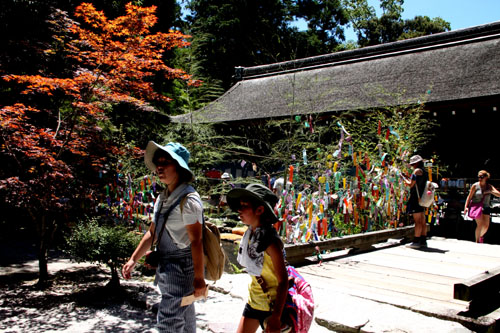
[
  {"x1": 468, "y1": 202, "x2": 483, "y2": 219},
  {"x1": 144, "y1": 194, "x2": 187, "y2": 269},
  {"x1": 468, "y1": 195, "x2": 484, "y2": 219}
]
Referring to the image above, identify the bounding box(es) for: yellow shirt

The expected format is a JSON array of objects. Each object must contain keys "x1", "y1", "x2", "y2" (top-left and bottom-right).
[{"x1": 248, "y1": 252, "x2": 278, "y2": 311}]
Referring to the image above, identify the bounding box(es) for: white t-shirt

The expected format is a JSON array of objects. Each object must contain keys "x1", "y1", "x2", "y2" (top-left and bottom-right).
[{"x1": 154, "y1": 189, "x2": 203, "y2": 249}]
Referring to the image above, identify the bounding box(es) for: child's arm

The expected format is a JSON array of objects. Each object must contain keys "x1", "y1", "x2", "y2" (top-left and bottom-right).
[{"x1": 265, "y1": 242, "x2": 288, "y2": 332}]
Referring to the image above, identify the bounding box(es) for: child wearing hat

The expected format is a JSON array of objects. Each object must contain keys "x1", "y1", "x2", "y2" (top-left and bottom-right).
[
  {"x1": 122, "y1": 141, "x2": 206, "y2": 333},
  {"x1": 227, "y1": 184, "x2": 289, "y2": 333}
]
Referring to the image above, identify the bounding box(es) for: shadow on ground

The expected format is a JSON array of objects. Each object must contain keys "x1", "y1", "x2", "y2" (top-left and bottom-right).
[{"x1": 0, "y1": 265, "x2": 158, "y2": 332}]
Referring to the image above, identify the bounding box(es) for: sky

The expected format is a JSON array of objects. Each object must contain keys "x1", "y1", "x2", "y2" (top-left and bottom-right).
[{"x1": 296, "y1": 0, "x2": 500, "y2": 41}]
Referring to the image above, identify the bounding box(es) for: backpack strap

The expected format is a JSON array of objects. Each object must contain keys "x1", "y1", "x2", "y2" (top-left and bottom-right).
[{"x1": 180, "y1": 192, "x2": 205, "y2": 226}]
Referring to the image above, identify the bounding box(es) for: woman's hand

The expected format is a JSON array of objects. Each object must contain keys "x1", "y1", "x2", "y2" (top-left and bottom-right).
[
  {"x1": 193, "y1": 277, "x2": 207, "y2": 298},
  {"x1": 463, "y1": 207, "x2": 468, "y2": 216},
  {"x1": 265, "y1": 314, "x2": 282, "y2": 333},
  {"x1": 122, "y1": 259, "x2": 136, "y2": 280}
]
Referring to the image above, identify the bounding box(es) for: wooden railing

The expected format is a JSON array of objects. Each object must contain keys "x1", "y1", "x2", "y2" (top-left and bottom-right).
[{"x1": 284, "y1": 225, "x2": 423, "y2": 265}]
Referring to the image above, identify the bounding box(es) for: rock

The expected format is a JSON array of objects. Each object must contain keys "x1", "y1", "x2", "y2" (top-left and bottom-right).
[
  {"x1": 220, "y1": 233, "x2": 242, "y2": 242},
  {"x1": 232, "y1": 227, "x2": 248, "y2": 236}
]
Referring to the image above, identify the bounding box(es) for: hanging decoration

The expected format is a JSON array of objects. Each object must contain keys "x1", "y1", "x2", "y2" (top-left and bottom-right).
[
  {"x1": 271, "y1": 117, "x2": 440, "y2": 244},
  {"x1": 99, "y1": 164, "x2": 157, "y2": 233}
]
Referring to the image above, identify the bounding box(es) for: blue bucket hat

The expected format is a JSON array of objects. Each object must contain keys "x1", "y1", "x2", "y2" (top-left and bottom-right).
[{"x1": 145, "y1": 141, "x2": 194, "y2": 181}]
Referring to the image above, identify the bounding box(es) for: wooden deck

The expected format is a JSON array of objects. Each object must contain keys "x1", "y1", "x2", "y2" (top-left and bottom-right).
[{"x1": 298, "y1": 237, "x2": 500, "y2": 332}]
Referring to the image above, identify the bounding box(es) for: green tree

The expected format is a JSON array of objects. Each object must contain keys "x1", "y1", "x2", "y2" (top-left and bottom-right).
[
  {"x1": 184, "y1": 0, "x2": 348, "y2": 89},
  {"x1": 185, "y1": 0, "x2": 290, "y2": 89},
  {"x1": 343, "y1": 0, "x2": 450, "y2": 47},
  {"x1": 400, "y1": 15, "x2": 451, "y2": 40},
  {"x1": 290, "y1": 0, "x2": 349, "y2": 53}
]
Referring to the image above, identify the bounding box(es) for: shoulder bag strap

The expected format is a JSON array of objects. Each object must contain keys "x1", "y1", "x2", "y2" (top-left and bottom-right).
[
  {"x1": 150, "y1": 200, "x2": 163, "y2": 251},
  {"x1": 414, "y1": 169, "x2": 428, "y2": 200},
  {"x1": 150, "y1": 194, "x2": 187, "y2": 250},
  {"x1": 256, "y1": 275, "x2": 275, "y2": 307}
]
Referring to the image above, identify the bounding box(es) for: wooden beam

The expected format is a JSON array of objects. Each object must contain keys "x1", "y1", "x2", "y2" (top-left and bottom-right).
[
  {"x1": 453, "y1": 266, "x2": 500, "y2": 301},
  {"x1": 285, "y1": 225, "x2": 419, "y2": 264}
]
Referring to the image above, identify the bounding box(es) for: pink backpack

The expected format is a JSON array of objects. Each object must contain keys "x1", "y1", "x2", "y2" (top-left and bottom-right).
[{"x1": 283, "y1": 266, "x2": 315, "y2": 332}]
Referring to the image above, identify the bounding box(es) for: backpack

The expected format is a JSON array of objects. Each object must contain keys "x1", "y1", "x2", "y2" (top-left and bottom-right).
[
  {"x1": 202, "y1": 220, "x2": 226, "y2": 281},
  {"x1": 284, "y1": 266, "x2": 315, "y2": 333},
  {"x1": 181, "y1": 194, "x2": 226, "y2": 281},
  {"x1": 259, "y1": 265, "x2": 315, "y2": 333}
]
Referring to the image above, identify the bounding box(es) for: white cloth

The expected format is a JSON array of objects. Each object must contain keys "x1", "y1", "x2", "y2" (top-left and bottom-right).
[
  {"x1": 153, "y1": 183, "x2": 203, "y2": 249},
  {"x1": 237, "y1": 228, "x2": 264, "y2": 276}
]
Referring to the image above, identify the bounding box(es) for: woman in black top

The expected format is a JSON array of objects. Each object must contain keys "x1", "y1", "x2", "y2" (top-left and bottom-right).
[{"x1": 402, "y1": 155, "x2": 428, "y2": 248}]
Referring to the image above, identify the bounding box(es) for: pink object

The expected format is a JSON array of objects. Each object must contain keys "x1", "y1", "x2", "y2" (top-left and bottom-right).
[
  {"x1": 468, "y1": 202, "x2": 483, "y2": 219},
  {"x1": 285, "y1": 266, "x2": 315, "y2": 333}
]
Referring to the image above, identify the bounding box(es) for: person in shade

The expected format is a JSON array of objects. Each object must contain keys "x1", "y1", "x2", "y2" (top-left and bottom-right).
[
  {"x1": 402, "y1": 155, "x2": 429, "y2": 249},
  {"x1": 464, "y1": 170, "x2": 500, "y2": 243},
  {"x1": 227, "y1": 184, "x2": 289, "y2": 333},
  {"x1": 122, "y1": 141, "x2": 206, "y2": 332}
]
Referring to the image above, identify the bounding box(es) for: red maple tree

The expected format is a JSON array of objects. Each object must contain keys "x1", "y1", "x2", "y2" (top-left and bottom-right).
[{"x1": 0, "y1": 2, "x2": 198, "y2": 285}]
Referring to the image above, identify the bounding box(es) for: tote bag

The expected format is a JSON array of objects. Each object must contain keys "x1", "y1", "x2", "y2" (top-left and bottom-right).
[{"x1": 416, "y1": 181, "x2": 438, "y2": 208}]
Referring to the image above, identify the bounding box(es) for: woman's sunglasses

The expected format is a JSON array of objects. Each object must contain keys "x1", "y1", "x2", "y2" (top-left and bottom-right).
[{"x1": 478, "y1": 175, "x2": 486, "y2": 179}]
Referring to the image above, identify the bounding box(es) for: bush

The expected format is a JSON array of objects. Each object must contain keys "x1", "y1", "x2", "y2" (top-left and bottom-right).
[{"x1": 66, "y1": 217, "x2": 141, "y2": 287}]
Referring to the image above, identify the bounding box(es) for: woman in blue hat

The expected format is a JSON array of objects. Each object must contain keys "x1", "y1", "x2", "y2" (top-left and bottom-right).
[
  {"x1": 122, "y1": 141, "x2": 206, "y2": 332},
  {"x1": 227, "y1": 184, "x2": 289, "y2": 333}
]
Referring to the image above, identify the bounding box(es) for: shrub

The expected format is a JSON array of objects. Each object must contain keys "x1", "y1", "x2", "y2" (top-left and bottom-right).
[{"x1": 66, "y1": 217, "x2": 141, "y2": 287}]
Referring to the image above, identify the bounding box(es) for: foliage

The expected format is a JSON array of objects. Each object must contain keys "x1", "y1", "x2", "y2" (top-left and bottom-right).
[
  {"x1": 66, "y1": 217, "x2": 141, "y2": 286},
  {"x1": 184, "y1": 0, "x2": 349, "y2": 89},
  {"x1": 343, "y1": 0, "x2": 450, "y2": 47},
  {"x1": 0, "y1": 2, "x2": 196, "y2": 284}
]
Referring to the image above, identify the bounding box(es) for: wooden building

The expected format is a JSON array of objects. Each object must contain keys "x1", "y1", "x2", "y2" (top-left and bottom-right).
[{"x1": 172, "y1": 21, "x2": 500, "y2": 177}]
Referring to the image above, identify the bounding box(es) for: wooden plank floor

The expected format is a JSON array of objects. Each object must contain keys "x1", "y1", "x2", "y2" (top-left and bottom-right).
[{"x1": 298, "y1": 237, "x2": 500, "y2": 325}]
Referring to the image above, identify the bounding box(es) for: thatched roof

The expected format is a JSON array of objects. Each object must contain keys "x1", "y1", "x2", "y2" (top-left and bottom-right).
[{"x1": 172, "y1": 21, "x2": 500, "y2": 124}]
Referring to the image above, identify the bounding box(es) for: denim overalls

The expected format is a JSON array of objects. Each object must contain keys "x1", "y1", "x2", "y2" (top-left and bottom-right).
[{"x1": 153, "y1": 193, "x2": 196, "y2": 333}]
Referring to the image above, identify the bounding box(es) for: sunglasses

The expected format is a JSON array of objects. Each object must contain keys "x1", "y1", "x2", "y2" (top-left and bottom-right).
[{"x1": 478, "y1": 175, "x2": 486, "y2": 179}]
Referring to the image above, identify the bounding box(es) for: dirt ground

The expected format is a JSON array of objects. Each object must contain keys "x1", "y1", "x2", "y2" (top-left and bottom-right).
[{"x1": 0, "y1": 258, "x2": 161, "y2": 333}]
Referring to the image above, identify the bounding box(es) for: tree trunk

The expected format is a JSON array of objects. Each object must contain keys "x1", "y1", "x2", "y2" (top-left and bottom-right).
[
  {"x1": 34, "y1": 214, "x2": 57, "y2": 288},
  {"x1": 38, "y1": 243, "x2": 49, "y2": 285},
  {"x1": 37, "y1": 214, "x2": 49, "y2": 287},
  {"x1": 107, "y1": 263, "x2": 121, "y2": 289}
]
